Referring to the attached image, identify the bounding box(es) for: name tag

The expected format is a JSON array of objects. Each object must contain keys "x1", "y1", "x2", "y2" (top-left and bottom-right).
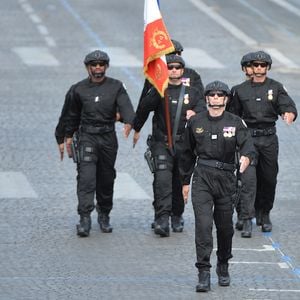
[{"x1": 211, "y1": 134, "x2": 218, "y2": 140}]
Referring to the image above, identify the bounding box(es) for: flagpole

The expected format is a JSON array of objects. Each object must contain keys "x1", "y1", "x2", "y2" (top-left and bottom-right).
[{"x1": 164, "y1": 90, "x2": 173, "y2": 153}]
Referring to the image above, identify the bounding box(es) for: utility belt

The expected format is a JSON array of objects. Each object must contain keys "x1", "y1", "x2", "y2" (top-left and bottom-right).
[
  {"x1": 81, "y1": 124, "x2": 114, "y2": 135},
  {"x1": 197, "y1": 158, "x2": 236, "y2": 172},
  {"x1": 153, "y1": 132, "x2": 183, "y2": 143},
  {"x1": 249, "y1": 126, "x2": 276, "y2": 137}
]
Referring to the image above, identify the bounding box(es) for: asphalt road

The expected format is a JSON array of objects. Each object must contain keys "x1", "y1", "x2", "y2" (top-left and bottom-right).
[{"x1": 0, "y1": 0, "x2": 300, "y2": 299}]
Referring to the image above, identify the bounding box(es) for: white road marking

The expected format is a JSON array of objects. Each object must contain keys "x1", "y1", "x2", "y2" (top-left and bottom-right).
[
  {"x1": 188, "y1": 0, "x2": 257, "y2": 46},
  {"x1": 184, "y1": 48, "x2": 225, "y2": 69},
  {"x1": 268, "y1": 0, "x2": 300, "y2": 17},
  {"x1": 250, "y1": 288, "x2": 300, "y2": 293},
  {"x1": 29, "y1": 14, "x2": 41, "y2": 24},
  {"x1": 0, "y1": 172, "x2": 37, "y2": 198},
  {"x1": 13, "y1": 47, "x2": 60, "y2": 66},
  {"x1": 114, "y1": 172, "x2": 151, "y2": 200},
  {"x1": 44, "y1": 36, "x2": 56, "y2": 47},
  {"x1": 230, "y1": 261, "x2": 288, "y2": 268},
  {"x1": 232, "y1": 244, "x2": 275, "y2": 252},
  {"x1": 265, "y1": 47, "x2": 299, "y2": 68},
  {"x1": 37, "y1": 25, "x2": 49, "y2": 36},
  {"x1": 21, "y1": 2, "x2": 33, "y2": 14},
  {"x1": 99, "y1": 47, "x2": 141, "y2": 67}
]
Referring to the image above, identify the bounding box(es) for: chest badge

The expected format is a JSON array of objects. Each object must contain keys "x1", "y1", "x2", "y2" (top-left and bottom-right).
[
  {"x1": 223, "y1": 127, "x2": 236, "y2": 138},
  {"x1": 95, "y1": 96, "x2": 99, "y2": 102},
  {"x1": 181, "y1": 77, "x2": 190, "y2": 87},
  {"x1": 195, "y1": 127, "x2": 204, "y2": 134},
  {"x1": 183, "y1": 94, "x2": 189, "y2": 105},
  {"x1": 267, "y1": 89, "x2": 273, "y2": 101}
]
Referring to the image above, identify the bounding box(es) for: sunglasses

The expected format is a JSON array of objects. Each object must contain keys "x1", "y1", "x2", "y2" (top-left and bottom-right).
[
  {"x1": 252, "y1": 62, "x2": 267, "y2": 68},
  {"x1": 167, "y1": 64, "x2": 183, "y2": 70},
  {"x1": 90, "y1": 61, "x2": 106, "y2": 67},
  {"x1": 208, "y1": 92, "x2": 225, "y2": 97}
]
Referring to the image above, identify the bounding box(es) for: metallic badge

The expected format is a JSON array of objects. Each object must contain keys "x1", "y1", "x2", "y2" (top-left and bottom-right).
[
  {"x1": 95, "y1": 96, "x2": 99, "y2": 102},
  {"x1": 195, "y1": 127, "x2": 204, "y2": 134},
  {"x1": 268, "y1": 89, "x2": 273, "y2": 101},
  {"x1": 184, "y1": 94, "x2": 189, "y2": 104},
  {"x1": 181, "y1": 77, "x2": 190, "y2": 86}
]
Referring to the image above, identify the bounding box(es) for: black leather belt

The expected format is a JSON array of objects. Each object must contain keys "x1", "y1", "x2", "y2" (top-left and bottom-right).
[
  {"x1": 81, "y1": 124, "x2": 114, "y2": 134},
  {"x1": 197, "y1": 159, "x2": 236, "y2": 172},
  {"x1": 249, "y1": 127, "x2": 276, "y2": 137}
]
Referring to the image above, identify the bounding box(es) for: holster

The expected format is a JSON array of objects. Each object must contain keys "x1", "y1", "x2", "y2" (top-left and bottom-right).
[
  {"x1": 71, "y1": 132, "x2": 80, "y2": 163},
  {"x1": 144, "y1": 135, "x2": 155, "y2": 173}
]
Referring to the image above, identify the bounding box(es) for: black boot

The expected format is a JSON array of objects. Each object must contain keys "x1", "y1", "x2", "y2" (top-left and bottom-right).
[
  {"x1": 235, "y1": 217, "x2": 243, "y2": 231},
  {"x1": 196, "y1": 270, "x2": 210, "y2": 292},
  {"x1": 261, "y1": 213, "x2": 272, "y2": 232},
  {"x1": 255, "y1": 210, "x2": 262, "y2": 226},
  {"x1": 154, "y1": 215, "x2": 170, "y2": 237},
  {"x1": 171, "y1": 215, "x2": 184, "y2": 232},
  {"x1": 216, "y1": 263, "x2": 230, "y2": 286},
  {"x1": 241, "y1": 219, "x2": 252, "y2": 238},
  {"x1": 76, "y1": 216, "x2": 91, "y2": 237},
  {"x1": 98, "y1": 212, "x2": 113, "y2": 233}
]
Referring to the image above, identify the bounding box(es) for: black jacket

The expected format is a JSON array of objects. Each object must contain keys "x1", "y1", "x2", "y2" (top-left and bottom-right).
[
  {"x1": 134, "y1": 83, "x2": 206, "y2": 140},
  {"x1": 179, "y1": 111, "x2": 256, "y2": 185},
  {"x1": 228, "y1": 77, "x2": 297, "y2": 128},
  {"x1": 61, "y1": 77, "x2": 135, "y2": 138}
]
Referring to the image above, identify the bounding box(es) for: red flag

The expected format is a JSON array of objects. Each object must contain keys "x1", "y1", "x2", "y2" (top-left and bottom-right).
[{"x1": 144, "y1": 0, "x2": 174, "y2": 97}]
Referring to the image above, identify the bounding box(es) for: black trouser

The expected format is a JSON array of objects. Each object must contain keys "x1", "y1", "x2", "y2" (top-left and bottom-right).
[
  {"x1": 253, "y1": 134, "x2": 279, "y2": 214},
  {"x1": 151, "y1": 141, "x2": 184, "y2": 220},
  {"x1": 236, "y1": 165, "x2": 256, "y2": 220},
  {"x1": 76, "y1": 131, "x2": 118, "y2": 217},
  {"x1": 192, "y1": 165, "x2": 235, "y2": 271}
]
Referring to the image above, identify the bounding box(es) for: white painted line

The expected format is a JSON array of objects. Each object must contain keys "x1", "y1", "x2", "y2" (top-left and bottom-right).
[
  {"x1": 13, "y1": 47, "x2": 60, "y2": 66},
  {"x1": 45, "y1": 36, "x2": 57, "y2": 47},
  {"x1": 265, "y1": 47, "x2": 299, "y2": 68},
  {"x1": 250, "y1": 288, "x2": 300, "y2": 293},
  {"x1": 232, "y1": 245, "x2": 275, "y2": 252},
  {"x1": 21, "y1": 3, "x2": 34, "y2": 14},
  {"x1": 0, "y1": 172, "x2": 37, "y2": 198},
  {"x1": 183, "y1": 48, "x2": 225, "y2": 69},
  {"x1": 29, "y1": 14, "x2": 42, "y2": 24},
  {"x1": 268, "y1": 0, "x2": 300, "y2": 18},
  {"x1": 231, "y1": 261, "x2": 280, "y2": 265},
  {"x1": 37, "y1": 25, "x2": 49, "y2": 36},
  {"x1": 114, "y1": 172, "x2": 151, "y2": 200},
  {"x1": 99, "y1": 47, "x2": 141, "y2": 67},
  {"x1": 188, "y1": 0, "x2": 257, "y2": 46},
  {"x1": 278, "y1": 262, "x2": 289, "y2": 269}
]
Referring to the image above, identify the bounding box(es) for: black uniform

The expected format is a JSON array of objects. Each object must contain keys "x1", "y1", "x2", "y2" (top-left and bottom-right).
[
  {"x1": 134, "y1": 83, "x2": 206, "y2": 224},
  {"x1": 229, "y1": 78, "x2": 297, "y2": 217},
  {"x1": 227, "y1": 83, "x2": 257, "y2": 223},
  {"x1": 64, "y1": 77, "x2": 135, "y2": 217},
  {"x1": 139, "y1": 67, "x2": 204, "y2": 103},
  {"x1": 179, "y1": 111, "x2": 255, "y2": 270},
  {"x1": 55, "y1": 85, "x2": 74, "y2": 145}
]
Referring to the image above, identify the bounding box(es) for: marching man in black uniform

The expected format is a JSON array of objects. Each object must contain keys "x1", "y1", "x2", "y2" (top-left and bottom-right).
[
  {"x1": 59, "y1": 50, "x2": 135, "y2": 237},
  {"x1": 228, "y1": 50, "x2": 297, "y2": 232},
  {"x1": 179, "y1": 81, "x2": 256, "y2": 292},
  {"x1": 133, "y1": 54, "x2": 206, "y2": 237}
]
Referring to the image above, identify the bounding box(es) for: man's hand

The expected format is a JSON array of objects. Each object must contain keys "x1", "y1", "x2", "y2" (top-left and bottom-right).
[
  {"x1": 123, "y1": 124, "x2": 132, "y2": 138},
  {"x1": 281, "y1": 112, "x2": 295, "y2": 125},
  {"x1": 58, "y1": 143, "x2": 64, "y2": 161},
  {"x1": 186, "y1": 110, "x2": 196, "y2": 120},
  {"x1": 133, "y1": 131, "x2": 140, "y2": 148},
  {"x1": 182, "y1": 185, "x2": 190, "y2": 204},
  {"x1": 239, "y1": 156, "x2": 250, "y2": 173},
  {"x1": 116, "y1": 112, "x2": 121, "y2": 122},
  {"x1": 66, "y1": 138, "x2": 73, "y2": 158}
]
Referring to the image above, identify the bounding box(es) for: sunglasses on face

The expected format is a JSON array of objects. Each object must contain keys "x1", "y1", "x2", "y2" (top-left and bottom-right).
[
  {"x1": 90, "y1": 61, "x2": 106, "y2": 67},
  {"x1": 208, "y1": 92, "x2": 225, "y2": 97},
  {"x1": 252, "y1": 62, "x2": 267, "y2": 68},
  {"x1": 167, "y1": 64, "x2": 183, "y2": 70}
]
